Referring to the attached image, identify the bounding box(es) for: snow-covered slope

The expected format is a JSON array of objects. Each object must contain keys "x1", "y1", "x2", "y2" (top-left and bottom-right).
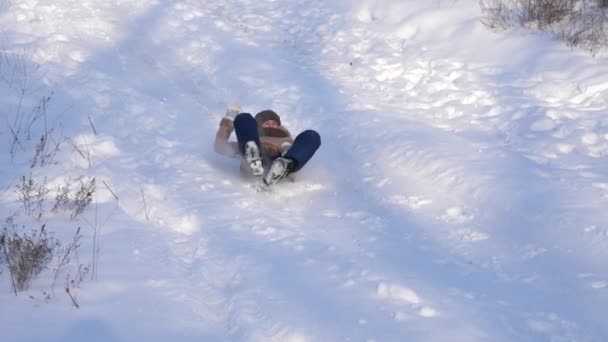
[{"x1": 1, "y1": 0, "x2": 607, "y2": 341}]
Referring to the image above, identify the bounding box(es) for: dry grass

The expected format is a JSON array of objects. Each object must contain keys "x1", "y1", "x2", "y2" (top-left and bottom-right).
[{"x1": 480, "y1": 0, "x2": 608, "y2": 55}]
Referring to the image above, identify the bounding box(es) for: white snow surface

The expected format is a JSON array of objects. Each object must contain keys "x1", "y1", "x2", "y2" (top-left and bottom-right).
[{"x1": 1, "y1": 0, "x2": 608, "y2": 341}]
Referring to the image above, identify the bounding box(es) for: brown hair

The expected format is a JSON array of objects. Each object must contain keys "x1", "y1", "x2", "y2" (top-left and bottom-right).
[{"x1": 255, "y1": 110, "x2": 281, "y2": 126}]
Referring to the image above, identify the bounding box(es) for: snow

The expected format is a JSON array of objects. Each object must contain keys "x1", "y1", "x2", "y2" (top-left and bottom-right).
[{"x1": 1, "y1": 0, "x2": 607, "y2": 341}]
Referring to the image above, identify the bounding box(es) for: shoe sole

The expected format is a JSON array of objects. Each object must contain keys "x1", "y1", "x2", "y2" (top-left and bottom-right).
[
  {"x1": 245, "y1": 141, "x2": 264, "y2": 176},
  {"x1": 263, "y1": 159, "x2": 288, "y2": 186}
]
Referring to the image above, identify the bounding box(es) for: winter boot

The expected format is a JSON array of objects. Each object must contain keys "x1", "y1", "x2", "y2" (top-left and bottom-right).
[
  {"x1": 263, "y1": 157, "x2": 294, "y2": 186},
  {"x1": 244, "y1": 141, "x2": 264, "y2": 176}
]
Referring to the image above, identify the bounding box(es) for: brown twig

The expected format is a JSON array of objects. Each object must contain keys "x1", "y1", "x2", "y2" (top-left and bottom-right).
[
  {"x1": 88, "y1": 116, "x2": 98, "y2": 135},
  {"x1": 141, "y1": 189, "x2": 149, "y2": 221},
  {"x1": 1, "y1": 234, "x2": 18, "y2": 296},
  {"x1": 102, "y1": 180, "x2": 118, "y2": 201},
  {"x1": 65, "y1": 285, "x2": 79, "y2": 308}
]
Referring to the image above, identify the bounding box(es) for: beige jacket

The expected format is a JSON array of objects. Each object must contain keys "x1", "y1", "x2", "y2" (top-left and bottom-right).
[{"x1": 214, "y1": 117, "x2": 295, "y2": 177}]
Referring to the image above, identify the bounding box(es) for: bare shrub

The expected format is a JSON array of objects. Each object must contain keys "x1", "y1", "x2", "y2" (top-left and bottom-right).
[
  {"x1": 1, "y1": 219, "x2": 59, "y2": 293},
  {"x1": 480, "y1": 0, "x2": 608, "y2": 55},
  {"x1": 64, "y1": 260, "x2": 90, "y2": 308},
  {"x1": 52, "y1": 227, "x2": 89, "y2": 308},
  {"x1": 1, "y1": 50, "x2": 67, "y2": 170},
  {"x1": 1, "y1": 48, "x2": 93, "y2": 306},
  {"x1": 15, "y1": 174, "x2": 49, "y2": 220},
  {"x1": 1, "y1": 219, "x2": 89, "y2": 306},
  {"x1": 552, "y1": 2, "x2": 608, "y2": 55},
  {"x1": 481, "y1": 0, "x2": 576, "y2": 28},
  {"x1": 480, "y1": 0, "x2": 515, "y2": 30},
  {"x1": 72, "y1": 178, "x2": 95, "y2": 219},
  {"x1": 31, "y1": 131, "x2": 65, "y2": 169},
  {"x1": 49, "y1": 176, "x2": 97, "y2": 219},
  {"x1": 51, "y1": 177, "x2": 96, "y2": 219},
  {"x1": 517, "y1": 0, "x2": 575, "y2": 28},
  {"x1": 0, "y1": 51, "x2": 57, "y2": 160},
  {"x1": 52, "y1": 181, "x2": 71, "y2": 213},
  {"x1": 0, "y1": 232, "x2": 4, "y2": 276}
]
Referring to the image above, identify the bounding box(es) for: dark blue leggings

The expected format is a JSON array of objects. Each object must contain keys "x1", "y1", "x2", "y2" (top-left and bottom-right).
[{"x1": 233, "y1": 113, "x2": 321, "y2": 172}]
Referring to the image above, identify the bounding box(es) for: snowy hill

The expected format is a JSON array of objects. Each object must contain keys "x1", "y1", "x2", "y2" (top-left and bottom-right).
[{"x1": 1, "y1": 0, "x2": 607, "y2": 341}]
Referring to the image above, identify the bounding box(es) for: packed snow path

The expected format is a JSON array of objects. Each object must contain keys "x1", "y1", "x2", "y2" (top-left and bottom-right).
[{"x1": 1, "y1": 1, "x2": 607, "y2": 341}]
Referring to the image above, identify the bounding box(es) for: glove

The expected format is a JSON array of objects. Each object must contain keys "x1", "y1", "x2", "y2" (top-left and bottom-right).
[
  {"x1": 219, "y1": 103, "x2": 242, "y2": 131},
  {"x1": 225, "y1": 103, "x2": 242, "y2": 119},
  {"x1": 279, "y1": 142, "x2": 292, "y2": 156}
]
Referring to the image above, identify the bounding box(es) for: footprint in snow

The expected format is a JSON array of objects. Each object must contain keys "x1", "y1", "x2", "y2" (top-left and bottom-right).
[
  {"x1": 530, "y1": 118, "x2": 556, "y2": 132},
  {"x1": 583, "y1": 225, "x2": 608, "y2": 237},
  {"x1": 322, "y1": 210, "x2": 342, "y2": 218},
  {"x1": 592, "y1": 183, "x2": 608, "y2": 198},
  {"x1": 450, "y1": 227, "x2": 489, "y2": 242},
  {"x1": 69, "y1": 51, "x2": 86, "y2": 63},
  {"x1": 387, "y1": 195, "x2": 432, "y2": 210},
  {"x1": 440, "y1": 207, "x2": 473, "y2": 224},
  {"x1": 375, "y1": 282, "x2": 439, "y2": 319},
  {"x1": 577, "y1": 274, "x2": 607, "y2": 289}
]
